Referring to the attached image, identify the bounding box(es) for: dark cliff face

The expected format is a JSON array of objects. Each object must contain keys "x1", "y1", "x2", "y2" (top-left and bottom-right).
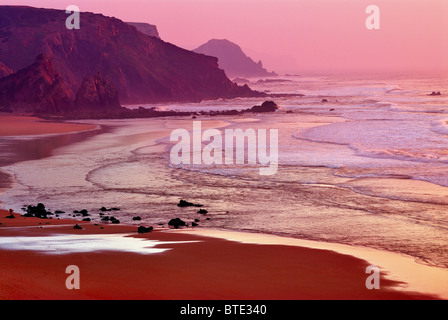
[
  {"x1": 75, "y1": 73, "x2": 121, "y2": 111},
  {"x1": 0, "y1": 61, "x2": 13, "y2": 79},
  {"x1": 194, "y1": 39, "x2": 277, "y2": 78},
  {"x1": 0, "y1": 6, "x2": 259, "y2": 105},
  {"x1": 0, "y1": 54, "x2": 72, "y2": 113}
]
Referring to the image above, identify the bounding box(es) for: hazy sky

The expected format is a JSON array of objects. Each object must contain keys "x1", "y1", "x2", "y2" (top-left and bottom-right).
[{"x1": 2, "y1": 0, "x2": 447, "y2": 74}]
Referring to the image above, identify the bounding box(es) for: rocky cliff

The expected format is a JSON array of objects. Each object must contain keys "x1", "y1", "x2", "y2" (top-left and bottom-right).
[
  {"x1": 75, "y1": 73, "x2": 121, "y2": 111},
  {"x1": 0, "y1": 6, "x2": 259, "y2": 106},
  {"x1": 0, "y1": 61, "x2": 13, "y2": 79},
  {"x1": 194, "y1": 39, "x2": 277, "y2": 78},
  {"x1": 0, "y1": 54, "x2": 72, "y2": 113},
  {"x1": 126, "y1": 22, "x2": 160, "y2": 39}
]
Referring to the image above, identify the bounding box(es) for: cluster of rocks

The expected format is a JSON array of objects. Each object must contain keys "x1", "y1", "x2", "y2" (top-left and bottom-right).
[
  {"x1": 56, "y1": 100, "x2": 283, "y2": 120},
  {"x1": 428, "y1": 91, "x2": 442, "y2": 96},
  {"x1": 23, "y1": 203, "x2": 54, "y2": 219},
  {"x1": 13, "y1": 200, "x2": 216, "y2": 234},
  {"x1": 168, "y1": 199, "x2": 213, "y2": 229}
]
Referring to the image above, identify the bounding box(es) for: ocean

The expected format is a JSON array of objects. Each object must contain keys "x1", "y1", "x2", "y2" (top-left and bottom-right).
[{"x1": 1, "y1": 73, "x2": 448, "y2": 268}]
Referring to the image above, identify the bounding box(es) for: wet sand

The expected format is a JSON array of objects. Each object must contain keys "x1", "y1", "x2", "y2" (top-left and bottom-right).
[
  {"x1": 0, "y1": 115, "x2": 444, "y2": 300},
  {"x1": 0, "y1": 210, "x2": 437, "y2": 300}
]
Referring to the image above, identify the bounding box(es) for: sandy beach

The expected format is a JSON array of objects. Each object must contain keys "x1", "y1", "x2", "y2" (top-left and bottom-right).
[
  {"x1": 0, "y1": 115, "x2": 445, "y2": 300},
  {"x1": 0, "y1": 209, "x2": 437, "y2": 300},
  {"x1": 0, "y1": 114, "x2": 97, "y2": 137}
]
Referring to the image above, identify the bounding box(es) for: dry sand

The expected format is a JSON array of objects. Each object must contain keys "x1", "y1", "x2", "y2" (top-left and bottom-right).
[
  {"x1": 0, "y1": 114, "x2": 97, "y2": 137},
  {"x1": 0, "y1": 210, "x2": 437, "y2": 300}
]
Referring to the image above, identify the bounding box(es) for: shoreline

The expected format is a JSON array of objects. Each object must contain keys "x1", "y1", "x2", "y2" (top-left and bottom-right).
[
  {"x1": 0, "y1": 114, "x2": 447, "y2": 299},
  {"x1": 177, "y1": 228, "x2": 448, "y2": 299},
  {"x1": 0, "y1": 210, "x2": 438, "y2": 300}
]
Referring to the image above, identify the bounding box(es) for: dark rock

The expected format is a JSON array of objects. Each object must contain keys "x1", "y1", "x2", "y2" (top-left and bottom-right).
[
  {"x1": 192, "y1": 222, "x2": 199, "y2": 227},
  {"x1": 75, "y1": 73, "x2": 121, "y2": 111},
  {"x1": 197, "y1": 209, "x2": 208, "y2": 214},
  {"x1": 101, "y1": 216, "x2": 110, "y2": 221},
  {"x1": 137, "y1": 226, "x2": 153, "y2": 234},
  {"x1": 249, "y1": 101, "x2": 279, "y2": 113},
  {"x1": 82, "y1": 218, "x2": 91, "y2": 222},
  {"x1": 54, "y1": 210, "x2": 65, "y2": 214},
  {"x1": 5, "y1": 214, "x2": 15, "y2": 219},
  {"x1": 322, "y1": 99, "x2": 328, "y2": 103},
  {"x1": 80, "y1": 209, "x2": 89, "y2": 217},
  {"x1": 329, "y1": 108, "x2": 335, "y2": 111},
  {"x1": 177, "y1": 199, "x2": 203, "y2": 208},
  {"x1": 100, "y1": 207, "x2": 109, "y2": 212},
  {"x1": 233, "y1": 77, "x2": 250, "y2": 85},
  {"x1": 194, "y1": 219, "x2": 200, "y2": 222},
  {"x1": 428, "y1": 91, "x2": 442, "y2": 96},
  {"x1": 24, "y1": 203, "x2": 51, "y2": 219},
  {"x1": 110, "y1": 217, "x2": 120, "y2": 224},
  {"x1": 73, "y1": 224, "x2": 82, "y2": 230},
  {"x1": 206, "y1": 218, "x2": 211, "y2": 220},
  {"x1": 132, "y1": 216, "x2": 142, "y2": 221},
  {"x1": 111, "y1": 208, "x2": 120, "y2": 211},
  {"x1": 168, "y1": 218, "x2": 186, "y2": 229}
]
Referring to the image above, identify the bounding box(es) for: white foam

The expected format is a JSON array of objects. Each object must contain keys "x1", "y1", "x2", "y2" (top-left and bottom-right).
[{"x1": 0, "y1": 233, "x2": 199, "y2": 255}]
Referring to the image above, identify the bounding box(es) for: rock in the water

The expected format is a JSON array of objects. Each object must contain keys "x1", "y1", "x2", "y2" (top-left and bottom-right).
[
  {"x1": 168, "y1": 218, "x2": 186, "y2": 229},
  {"x1": 132, "y1": 216, "x2": 142, "y2": 221},
  {"x1": 24, "y1": 203, "x2": 52, "y2": 219},
  {"x1": 73, "y1": 224, "x2": 82, "y2": 230},
  {"x1": 177, "y1": 199, "x2": 203, "y2": 207},
  {"x1": 249, "y1": 101, "x2": 279, "y2": 113},
  {"x1": 192, "y1": 222, "x2": 199, "y2": 227},
  {"x1": 110, "y1": 217, "x2": 120, "y2": 224},
  {"x1": 80, "y1": 209, "x2": 89, "y2": 217},
  {"x1": 197, "y1": 209, "x2": 208, "y2": 214},
  {"x1": 428, "y1": 91, "x2": 441, "y2": 96}
]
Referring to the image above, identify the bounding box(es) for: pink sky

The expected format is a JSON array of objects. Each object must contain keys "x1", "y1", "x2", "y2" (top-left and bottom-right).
[{"x1": 2, "y1": 0, "x2": 447, "y2": 74}]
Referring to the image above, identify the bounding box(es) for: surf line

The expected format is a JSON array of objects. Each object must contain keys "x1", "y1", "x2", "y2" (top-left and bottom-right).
[{"x1": 170, "y1": 121, "x2": 278, "y2": 175}]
